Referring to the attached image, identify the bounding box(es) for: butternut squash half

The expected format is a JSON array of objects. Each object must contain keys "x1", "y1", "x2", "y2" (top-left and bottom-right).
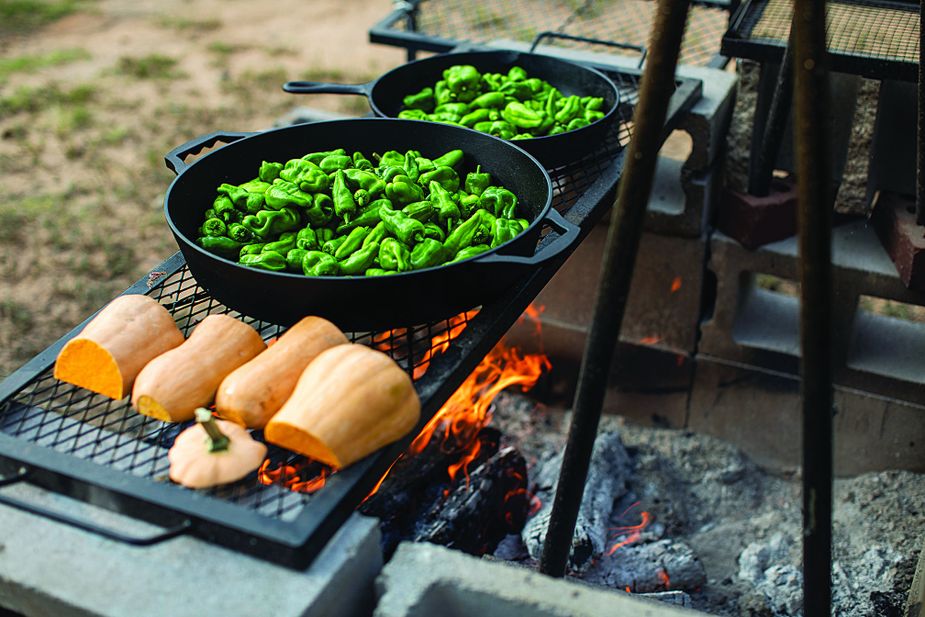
[
  {"x1": 54, "y1": 294, "x2": 184, "y2": 400},
  {"x1": 132, "y1": 314, "x2": 266, "y2": 422},
  {"x1": 264, "y1": 344, "x2": 420, "y2": 469},
  {"x1": 215, "y1": 316, "x2": 349, "y2": 429}
]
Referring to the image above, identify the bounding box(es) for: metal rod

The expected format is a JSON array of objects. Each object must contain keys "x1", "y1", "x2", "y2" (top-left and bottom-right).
[
  {"x1": 917, "y1": 0, "x2": 924, "y2": 224},
  {"x1": 537, "y1": 0, "x2": 692, "y2": 578},
  {"x1": 749, "y1": 29, "x2": 795, "y2": 197},
  {"x1": 793, "y1": 0, "x2": 833, "y2": 614}
]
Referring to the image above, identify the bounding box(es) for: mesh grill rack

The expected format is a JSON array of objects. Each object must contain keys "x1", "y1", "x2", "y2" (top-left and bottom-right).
[
  {"x1": 0, "y1": 67, "x2": 701, "y2": 569},
  {"x1": 370, "y1": 0, "x2": 731, "y2": 67},
  {"x1": 722, "y1": 0, "x2": 919, "y2": 81}
]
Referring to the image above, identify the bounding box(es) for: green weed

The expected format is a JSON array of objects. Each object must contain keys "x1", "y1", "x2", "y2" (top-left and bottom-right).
[
  {"x1": 0, "y1": 82, "x2": 95, "y2": 115},
  {"x1": 0, "y1": 48, "x2": 90, "y2": 82},
  {"x1": 116, "y1": 54, "x2": 182, "y2": 80},
  {"x1": 0, "y1": 0, "x2": 79, "y2": 34}
]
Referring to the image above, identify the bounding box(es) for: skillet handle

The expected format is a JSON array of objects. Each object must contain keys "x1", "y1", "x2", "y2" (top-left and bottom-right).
[
  {"x1": 477, "y1": 209, "x2": 579, "y2": 268},
  {"x1": 530, "y1": 30, "x2": 648, "y2": 69},
  {"x1": 282, "y1": 80, "x2": 373, "y2": 97},
  {"x1": 164, "y1": 131, "x2": 254, "y2": 175}
]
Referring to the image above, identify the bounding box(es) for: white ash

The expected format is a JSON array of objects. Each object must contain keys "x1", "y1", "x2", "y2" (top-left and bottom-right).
[{"x1": 489, "y1": 391, "x2": 925, "y2": 616}]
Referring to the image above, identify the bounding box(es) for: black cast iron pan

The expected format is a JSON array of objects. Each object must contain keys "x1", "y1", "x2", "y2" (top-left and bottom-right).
[
  {"x1": 281, "y1": 48, "x2": 621, "y2": 169},
  {"x1": 163, "y1": 119, "x2": 578, "y2": 331}
]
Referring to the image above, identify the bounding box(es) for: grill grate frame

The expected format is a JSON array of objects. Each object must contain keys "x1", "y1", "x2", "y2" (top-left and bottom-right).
[
  {"x1": 0, "y1": 65, "x2": 700, "y2": 568},
  {"x1": 722, "y1": 0, "x2": 919, "y2": 81},
  {"x1": 371, "y1": 0, "x2": 731, "y2": 67}
]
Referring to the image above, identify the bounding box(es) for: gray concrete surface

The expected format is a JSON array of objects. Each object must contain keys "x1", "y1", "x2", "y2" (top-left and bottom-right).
[
  {"x1": 0, "y1": 483, "x2": 382, "y2": 617},
  {"x1": 375, "y1": 542, "x2": 709, "y2": 617}
]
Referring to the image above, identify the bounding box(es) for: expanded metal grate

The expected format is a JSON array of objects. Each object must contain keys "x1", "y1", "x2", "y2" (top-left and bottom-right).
[
  {"x1": 377, "y1": 0, "x2": 730, "y2": 66},
  {"x1": 0, "y1": 68, "x2": 646, "y2": 566},
  {"x1": 723, "y1": 0, "x2": 919, "y2": 81}
]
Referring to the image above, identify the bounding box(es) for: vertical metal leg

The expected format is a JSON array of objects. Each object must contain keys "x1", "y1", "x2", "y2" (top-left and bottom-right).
[
  {"x1": 749, "y1": 30, "x2": 795, "y2": 197},
  {"x1": 916, "y1": 0, "x2": 924, "y2": 224},
  {"x1": 793, "y1": 0, "x2": 833, "y2": 614},
  {"x1": 537, "y1": 0, "x2": 692, "y2": 578}
]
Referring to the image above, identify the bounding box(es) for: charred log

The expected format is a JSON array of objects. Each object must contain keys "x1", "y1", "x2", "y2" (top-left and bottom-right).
[
  {"x1": 412, "y1": 446, "x2": 528, "y2": 555},
  {"x1": 583, "y1": 539, "x2": 707, "y2": 593},
  {"x1": 521, "y1": 431, "x2": 632, "y2": 572}
]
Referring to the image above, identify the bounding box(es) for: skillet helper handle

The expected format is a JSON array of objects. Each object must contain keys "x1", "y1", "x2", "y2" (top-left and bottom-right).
[
  {"x1": 165, "y1": 131, "x2": 254, "y2": 176},
  {"x1": 530, "y1": 30, "x2": 648, "y2": 69},
  {"x1": 0, "y1": 468, "x2": 192, "y2": 546},
  {"x1": 477, "y1": 208, "x2": 579, "y2": 267},
  {"x1": 282, "y1": 80, "x2": 373, "y2": 97}
]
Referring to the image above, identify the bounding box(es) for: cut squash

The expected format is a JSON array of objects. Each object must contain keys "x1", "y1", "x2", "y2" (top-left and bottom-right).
[
  {"x1": 132, "y1": 314, "x2": 266, "y2": 422},
  {"x1": 215, "y1": 316, "x2": 349, "y2": 429},
  {"x1": 53, "y1": 294, "x2": 184, "y2": 400},
  {"x1": 264, "y1": 344, "x2": 420, "y2": 468}
]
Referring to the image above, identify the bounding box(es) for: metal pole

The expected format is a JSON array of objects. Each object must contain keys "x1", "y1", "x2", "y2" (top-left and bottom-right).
[
  {"x1": 537, "y1": 0, "x2": 692, "y2": 578},
  {"x1": 749, "y1": 30, "x2": 795, "y2": 197},
  {"x1": 793, "y1": 0, "x2": 833, "y2": 614},
  {"x1": 917, "y1": 0, "x2": 924, "y2": 224}
]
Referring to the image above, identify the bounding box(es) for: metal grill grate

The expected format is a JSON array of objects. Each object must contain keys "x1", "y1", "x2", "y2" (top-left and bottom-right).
[
  {"x1": 378, "y1": 0, "x2": 730, "y2": 66},
  {"x1": 723, "y1": 0, "x2": 919, "y2": 81},
  {"x1": 0, "y1": 68, "x2": 643, "y2": 551}
]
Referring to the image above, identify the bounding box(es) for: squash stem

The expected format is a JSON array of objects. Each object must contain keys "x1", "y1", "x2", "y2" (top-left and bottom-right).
[{"x1": 195, "y1": 408, "x2": 230, "y2": 452}]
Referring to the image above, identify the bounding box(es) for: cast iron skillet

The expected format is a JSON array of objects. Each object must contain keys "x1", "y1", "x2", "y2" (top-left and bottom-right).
[
  {"x1": 163, "y1": 119, "x2": 578, "y2": 331},
  {"x1": 281, "y1": 50, "x2": 620, "y2": 169}
]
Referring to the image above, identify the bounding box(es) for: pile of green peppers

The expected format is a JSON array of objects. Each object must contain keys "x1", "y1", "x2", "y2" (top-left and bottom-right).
[
  {"x1": 398, "y1": 64, "x2": 606, "y2": 140},
  {"x1": 194, "y1": 148, "x2": 530, "y2": 277}
]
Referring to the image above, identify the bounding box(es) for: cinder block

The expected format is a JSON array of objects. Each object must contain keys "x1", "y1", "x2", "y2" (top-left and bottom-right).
[
  {"x1": 506, "y1": 225, "x2": 706, "y2": 358},
  {"x1": 700, "y1": 223, "x2": 925, "y2": 404},
  {"x1": 375, "y1": 542, "x2": 707, "y2": 617},
  {"x1": 688, "y1": 357, "x2": 925, "y2": 476},
  {"x1": 0, "y1": 497, "x2": 382, "y2": 617}
]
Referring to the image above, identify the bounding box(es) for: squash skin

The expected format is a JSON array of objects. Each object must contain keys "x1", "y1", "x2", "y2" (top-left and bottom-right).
[
  {"x1": 215, "y1": 316, "x2": 349, "y2": 429},
  {"x1": 53, "y1": 294, "x2": 184, "y2": 400},
  {"x1": 168, "y1": 418, "x2": 267, "y2": 489},
  {"x1": 264, "y1": 344, "x2": 420, "y2": 468},
  {"x1": 132, "y1": 314, "x2": 266, "y2": 422}
]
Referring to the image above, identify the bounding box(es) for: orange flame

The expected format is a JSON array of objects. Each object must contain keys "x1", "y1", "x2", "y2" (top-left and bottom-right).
[
  {"x1": 366, "y1": 305, "x2": 550, "y2": 499},
  {"x1": 607, "y1": 501, "x2": 652, "y2": 556},
  {"x1": 413, "y1": 310, "x2": 477, "y2": 380},
  {"x1": 670, "y1": 276, "x2": 682, "y2": 293},
  {"x1": 625, "y1": 586, "x2": 632, "y2": 593},
  {"x1": 257, "y1": 459, "x2": 331, "y2": 494}
]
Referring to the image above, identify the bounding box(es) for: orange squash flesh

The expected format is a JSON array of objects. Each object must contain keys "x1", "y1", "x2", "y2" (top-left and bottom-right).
[
  {"x1": 132, "y1": 314, "x2": 266, "y2": 423},
  {"x1": 215, "y1": 316, "x2": 349, "y2": 429},
  {"x1": 53, "y1": 295, "x2": 184, "y2": 400},
  {"x1": 264, "y1": 344, "x2": 420, "y2": 469}
]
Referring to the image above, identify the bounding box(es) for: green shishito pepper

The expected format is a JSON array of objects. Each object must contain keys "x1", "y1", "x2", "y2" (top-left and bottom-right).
[
  {"x1": 241, "y1": 207, "x2": 300, "y2": 239},
  {"x1": 380, "y1": 204, "x2": 425, "y2": 245},
  {"x1": 240, "y1": 250, "x2": 286, "y2": 271},
  {"x1": 302, "y1": 250, "x2": 340, "y2": 276},
  {"x1": 378, "y1": 238, "x2": 412, "y2": 272},
  {"x1": 198, "y1": 148, "x2": 526, "y2": 279},
  {"x1": 397, "y1": 64, "x2": 607, "y2": 140},
  {"x1": 410, "y1": 238, "x2": 446, "y2": 270}
]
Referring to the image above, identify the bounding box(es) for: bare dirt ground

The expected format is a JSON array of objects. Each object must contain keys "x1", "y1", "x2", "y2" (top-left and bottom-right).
[{"x1": 0, "y1": 0, "x2": 405, "y2": 378}]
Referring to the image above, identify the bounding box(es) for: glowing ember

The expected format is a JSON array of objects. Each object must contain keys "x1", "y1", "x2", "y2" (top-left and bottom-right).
[
  {"x1": 638, "y1": 335, "x2": 663, "y2": 346},
  {"x1": 607, "y1": 501, "x2": 652, "y2": 556},
  {"x1": 657, "y1": 568, "x2": 671, "y2": 589},
  {"x1": 670, "y1": 276, "x2": 682, "y2": 293},
  {"x1": 257, "y1": 459, "x2": 331, "y2": 494},
  {"x1": 625, "y1": 585, "x2": 632, "y2": 593}
]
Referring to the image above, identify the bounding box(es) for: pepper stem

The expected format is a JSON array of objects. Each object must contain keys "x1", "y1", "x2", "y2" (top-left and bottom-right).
[{"x1": 195, "y1": 408, "x2": 230, "y2": 452}]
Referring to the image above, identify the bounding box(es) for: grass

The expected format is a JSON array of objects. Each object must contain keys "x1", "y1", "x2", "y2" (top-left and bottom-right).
[
  {"x1": 116, "y1": 54, "x2": 183, "y2": 80},
  {"x1": 0, "y1": 82, "x2": 95, "y2": 115},
  {"x1": 0, "y1": 0, "x2": 80, "y2": 34},
  {"x1": 0, "y1": 47, "x2": 90, "y2": 82}
]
